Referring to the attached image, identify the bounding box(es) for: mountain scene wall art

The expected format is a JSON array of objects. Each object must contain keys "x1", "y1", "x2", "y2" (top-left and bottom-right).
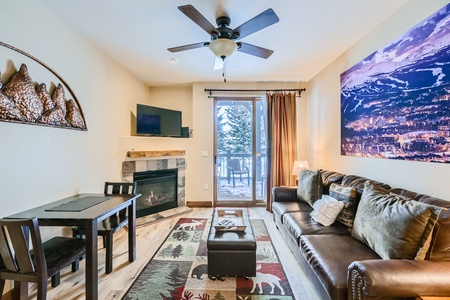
[
  {"x1": 340, "y1": 3, "x2": 450, "y2": 163},
  {"x1": 0, "y1": 62, "x2": 86, "y2": 131}
]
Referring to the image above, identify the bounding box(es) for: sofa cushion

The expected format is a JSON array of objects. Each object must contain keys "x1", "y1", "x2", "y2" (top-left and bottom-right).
[
  {"x1": 272, "y1": 186, "x2": 297, "y2": 203},
  {"x1": 341, "y1": 175, "x2": 391, "y2": 207},
  {"x1": 352, "y1": 181, "x2": 443, "y2": 260},
  {"x1": 427, "y1": 214, "x2": 450, "y2": 261},
  {"x1": 272, "y1": 201, "x2": 312, "y2": 225},
  {"x1": 329, "y1": 183, "x2": 357, "y2": 228},
  {"x1": 297, "y1": 169, "x2": 323, "y2": 207},
  {"x1": 390, "y1": 188, "x2": 450, "y2": 261},
  {"x1": 300, "y1": 234, "x2": 380, "y2": 300},
  {"x1": 283, "y1": 211, "x2": 350, "y2": 245},
  {"x1": 310, "y1": 195, "x2": 345, "y2": 226},
  {"x1": 320, "y1": 170, "x2": 345, "y2": 195}
]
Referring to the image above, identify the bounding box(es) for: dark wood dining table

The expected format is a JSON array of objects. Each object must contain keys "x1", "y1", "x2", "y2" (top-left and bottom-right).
[{"x1": 5, "y1": 193, "x2": 141, "y2": 300}]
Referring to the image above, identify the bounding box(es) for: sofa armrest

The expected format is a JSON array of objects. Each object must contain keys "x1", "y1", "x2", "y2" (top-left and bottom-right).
[
  {"x1": 272, "y1": 186, "x2": 297, "y2": 202},
  {"x1": 348, "y1": 260, "x2": 450, "y2": 300}
]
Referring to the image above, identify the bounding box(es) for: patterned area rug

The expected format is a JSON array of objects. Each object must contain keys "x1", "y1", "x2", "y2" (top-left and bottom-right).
[
  {"x1": 134, "y1": 206, "x2": 193, "y2": 228},
  {"x1": 123, "y1": 217, "x2": 294, "y2": 300}
]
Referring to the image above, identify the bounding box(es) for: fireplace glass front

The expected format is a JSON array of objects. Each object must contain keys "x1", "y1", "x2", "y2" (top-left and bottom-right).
[{"x1": 133, "y1": 168, "x2": 178, "y2": 218}]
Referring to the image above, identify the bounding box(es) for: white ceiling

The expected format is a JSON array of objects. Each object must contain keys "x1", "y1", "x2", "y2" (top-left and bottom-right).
[{"x1": 37, "y1": 0, "x2": 410, "y2": 86}]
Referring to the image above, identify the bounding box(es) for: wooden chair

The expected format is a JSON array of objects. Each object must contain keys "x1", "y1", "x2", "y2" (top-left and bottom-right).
[
  {"x1": 72, "y1": 182, "x2": 137, "y2": 274},
  {"x1": 226, "y1": 158, "x2": 250, "y2": 187},
  {"x1": 0, "y1": 218, "x2": 85, "y2": 300}
]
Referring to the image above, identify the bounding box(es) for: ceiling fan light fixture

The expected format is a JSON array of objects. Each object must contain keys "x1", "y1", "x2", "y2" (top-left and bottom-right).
[{"x1": 209, "y1": 38, "x2": 237, "y2": 59}]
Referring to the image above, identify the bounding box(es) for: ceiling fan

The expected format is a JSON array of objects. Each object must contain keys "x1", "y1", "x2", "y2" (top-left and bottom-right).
[{"x1": 168, "y1": 5, "x2": 279, "y2": 69}]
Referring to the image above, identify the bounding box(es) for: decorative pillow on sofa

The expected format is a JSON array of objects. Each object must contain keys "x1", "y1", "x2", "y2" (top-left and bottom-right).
[
  {"x1": 297, "y1": 169, "x2": 323, "y2": 207},
  {"x1": 351, "y1": 181, "x2": 443, "y2": 260},
  {"x1": 310, "y1": 195, "x2": 345, "y2": 226},
  {"x1": 329, "y1": 183, "x2": 357, "y2": 228}
]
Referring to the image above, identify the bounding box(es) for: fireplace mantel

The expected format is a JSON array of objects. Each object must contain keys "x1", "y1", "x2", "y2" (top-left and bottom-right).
[{"x1": 127, "y1": 150, "x2": 185, "y2": 158}]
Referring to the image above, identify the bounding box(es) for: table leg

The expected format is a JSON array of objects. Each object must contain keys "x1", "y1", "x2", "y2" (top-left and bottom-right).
[
  {"x1": 128, "y1": 199, "x2": 136, "y2": 262},
  {"x1": 85, "y1": 221, "x2": 98, "y2": 300}
]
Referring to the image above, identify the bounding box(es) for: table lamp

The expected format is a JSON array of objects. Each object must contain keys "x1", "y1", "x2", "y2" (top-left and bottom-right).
[{"x1": 292, "y1": 160, "x2": 309, "y2": 178}]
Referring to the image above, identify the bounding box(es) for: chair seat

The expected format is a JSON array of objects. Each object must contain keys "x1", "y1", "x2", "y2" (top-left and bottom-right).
[{"x1": 33, "y1": 237, "x2": 86, "y2": 278}]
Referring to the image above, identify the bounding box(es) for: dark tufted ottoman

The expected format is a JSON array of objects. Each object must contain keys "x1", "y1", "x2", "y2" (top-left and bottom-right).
[{"x1": 207, "y1": 209, "x2": 256, "y2": 280}]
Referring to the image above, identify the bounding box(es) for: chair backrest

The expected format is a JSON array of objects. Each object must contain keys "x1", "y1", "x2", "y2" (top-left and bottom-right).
[
  {"x1": 104, "y1": 182, "x2": 137, "y2": 219},
  {"x1": 104, "y1": 182, "x2": 137, "y2": 195},
  {"x1": 227, "y1": 159, "x2": 242, "y2": 171},
  {"x1": 0, "y1": 218, "x2": 47, "y2": 281}
]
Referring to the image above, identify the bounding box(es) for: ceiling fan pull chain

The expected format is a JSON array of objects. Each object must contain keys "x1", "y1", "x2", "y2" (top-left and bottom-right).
[{"x1": 223, "y1": 58, "x2": 227, "y2": 83}]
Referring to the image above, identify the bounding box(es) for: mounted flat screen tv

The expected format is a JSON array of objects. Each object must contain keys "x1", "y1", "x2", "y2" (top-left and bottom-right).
[{"x1": 136, "y1": 104, "x2": 182, "y2": 137}]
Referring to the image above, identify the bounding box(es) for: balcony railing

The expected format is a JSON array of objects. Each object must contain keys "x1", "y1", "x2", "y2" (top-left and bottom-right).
[
  {"x1": 217, "y1": 153, "x2": 266, "y2": 179},
  {"x1": 216, "y1": 152, "x2": 267, "y2": 200}
]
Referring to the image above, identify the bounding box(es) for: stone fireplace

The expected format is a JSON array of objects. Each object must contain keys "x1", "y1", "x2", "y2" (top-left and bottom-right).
[{"x1": 122, "y1": 150, "x2": 185, "y2": 218}]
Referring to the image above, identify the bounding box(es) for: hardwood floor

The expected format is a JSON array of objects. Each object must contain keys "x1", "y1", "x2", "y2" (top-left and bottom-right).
[{"x1": 7, "y1": 207, "x2": 321, "y2": 300}]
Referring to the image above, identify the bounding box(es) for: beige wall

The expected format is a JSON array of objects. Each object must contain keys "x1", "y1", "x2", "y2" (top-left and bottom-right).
[
  {"x1": 306, "y1": 0, "x2": 450, "y2": 200},
  {"x1": 0, "y1": 0, "x2": 151, "y2": 217}
]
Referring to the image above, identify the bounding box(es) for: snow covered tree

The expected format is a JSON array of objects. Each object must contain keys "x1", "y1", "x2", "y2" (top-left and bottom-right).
[
  {"x1": 227, "y1": 104, "x2": 252, "y2": 154},
  {"x1": 220, "y1": 103, "x2": 252, "y2": 154},
  {"x1": 216, "y1": 107, "x2": 229, "y2": 153}
]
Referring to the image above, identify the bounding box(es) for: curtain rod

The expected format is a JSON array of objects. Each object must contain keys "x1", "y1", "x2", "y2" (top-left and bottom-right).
[{"x1": 204, "y1": 88, "x2": 306, "y2": 98}]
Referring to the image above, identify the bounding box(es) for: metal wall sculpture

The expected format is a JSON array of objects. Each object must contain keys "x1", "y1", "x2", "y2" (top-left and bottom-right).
[
  {"x1": 340, "y1": 4, "x2": 449, "y2": 163},
  {"x1": 0, "y1": 42, "x2": 87, "y2": 130}
]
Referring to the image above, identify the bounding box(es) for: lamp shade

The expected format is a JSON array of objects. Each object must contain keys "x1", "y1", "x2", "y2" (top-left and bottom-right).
[
  {"x1": 291, "y1": 160, "x2": 309, "y2": 176},
  {"x1": 209, "y1": 38, "x2": 238, "y2": 59}
]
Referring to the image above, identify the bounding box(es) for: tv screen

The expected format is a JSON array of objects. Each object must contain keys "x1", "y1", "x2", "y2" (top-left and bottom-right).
[{"x1": 136, "y1": 104, "x2": 181, "y2": 137}]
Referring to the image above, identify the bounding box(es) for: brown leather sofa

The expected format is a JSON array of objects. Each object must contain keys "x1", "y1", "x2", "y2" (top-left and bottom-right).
[{"x1": 272, "y1": 170, "x2": 450, "y2": 300}]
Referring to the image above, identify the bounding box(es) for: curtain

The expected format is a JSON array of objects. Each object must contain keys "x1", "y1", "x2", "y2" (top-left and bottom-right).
[{"x1": 265, "y1": 92, "x2": 297, "y2": 211}]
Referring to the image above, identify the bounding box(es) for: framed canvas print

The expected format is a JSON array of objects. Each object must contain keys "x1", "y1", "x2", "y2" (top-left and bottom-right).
[{"x1": 340, "y1": 4, "x2": 450, "y2": 163}]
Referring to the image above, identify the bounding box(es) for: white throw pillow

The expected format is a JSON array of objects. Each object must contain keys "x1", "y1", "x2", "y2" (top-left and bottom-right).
[{"x1": 310, "y1": 195, "x2": 345, "y2": 226}]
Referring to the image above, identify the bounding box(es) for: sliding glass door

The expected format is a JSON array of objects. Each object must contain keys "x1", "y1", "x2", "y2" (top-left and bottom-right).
[{"x1": 214, "y1": 97, "x2": 267, "y2": 206}]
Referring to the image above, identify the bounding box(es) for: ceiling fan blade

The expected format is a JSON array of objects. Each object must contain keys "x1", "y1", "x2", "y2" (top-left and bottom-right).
[
  {"x1": 168, "y1": 42, "x2": 207, "y2": 53},
  {"x1": 237, "y1": 42, "x2": 274, "y2": 59},
  {"x1": 233, "y1": 8, "x2": 279, "y2": 40},
  {"x1": 178, "y1": 5, "x2": 218, "y2": 35},
  {"x1": 213, "y1": 56, "x2": 224, "y2": 70}
]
